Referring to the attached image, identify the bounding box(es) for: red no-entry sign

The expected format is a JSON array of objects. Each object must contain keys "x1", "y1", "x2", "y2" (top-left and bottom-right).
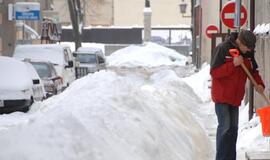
[
  {"x1": 221, "y1": 1, "x2": 247, "y2": 29},
  {"x1": 206, "y1": 25, "x2": 219, "y2": 38}
]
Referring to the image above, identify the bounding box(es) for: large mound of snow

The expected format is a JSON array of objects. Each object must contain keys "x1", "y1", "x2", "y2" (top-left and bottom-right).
[
  {"x1": 182, "y1": 63, "x2": 211, "y2": 102},
  {"x1": 107, "y1": 43, "x2": 188, "y2": 67},
  {"x1": 0, "y1": 69, "x2": 212, "y2": 160}
]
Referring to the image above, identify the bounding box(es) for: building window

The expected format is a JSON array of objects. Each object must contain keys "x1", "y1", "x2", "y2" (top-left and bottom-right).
[{"x1": 0, "y1": 13, "x2": 2, "y2": 24}]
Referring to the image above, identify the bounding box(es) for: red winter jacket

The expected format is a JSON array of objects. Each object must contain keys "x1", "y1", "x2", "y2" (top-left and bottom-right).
[
  {"x1": 211, "y1": 56, "x2": 264, "y2": 106},
  {"x1": 210, "y1": 33, "x2": 265, "y2": 107}
]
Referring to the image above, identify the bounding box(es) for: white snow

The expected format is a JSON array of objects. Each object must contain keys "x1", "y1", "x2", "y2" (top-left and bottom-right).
[
  {"x1": 0, "y1": 42, "x2": 268, "y2": 160},
  {"x1": 0, "y1": 56, "x2": 32, "y2": 90},
  {"x1": 107, "y1": 43, "x2": 188, "y2": 67},
  {"x1": 60, "y1": 42, "x2": 105, "y2": 53},
  {"x1": 13, "y1": 44, "x2": 70, "y2": 65}
]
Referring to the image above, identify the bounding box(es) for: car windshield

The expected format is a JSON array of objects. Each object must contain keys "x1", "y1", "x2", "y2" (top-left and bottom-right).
[
  {"x1": 76, "y1": 54, "x2": 97, "y2": 64},
  {"x1": 31, "y1": 63, "x2": 51, "y2": 78}
]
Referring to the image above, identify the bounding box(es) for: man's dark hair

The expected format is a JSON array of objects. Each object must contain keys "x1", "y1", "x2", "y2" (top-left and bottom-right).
[{"x1": 238, "y1": 30, "x2": 256, "y2": 49}]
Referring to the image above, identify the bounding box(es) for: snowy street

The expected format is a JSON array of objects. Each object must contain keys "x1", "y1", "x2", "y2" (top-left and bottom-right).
[{"x1": 0, "y1": 43, "x2": 268, "y2": 160}]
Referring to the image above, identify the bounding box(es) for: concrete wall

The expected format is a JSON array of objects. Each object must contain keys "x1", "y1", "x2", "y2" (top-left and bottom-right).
[
  {"x1": 53, "y1": 0, "x2": 191, "y2": 27},
  {"x1": 53, "y1": 0, "x2": 113, "y2": 26},
  {"x1": 200, "y1": 0, "x2": 220, "y2": 64},
  {"x1": 114, "y1": 0, "x2": 191, "y2": 26},
  {"x1": 253, "y1": 0, "x2": 270, "y2": 108}
]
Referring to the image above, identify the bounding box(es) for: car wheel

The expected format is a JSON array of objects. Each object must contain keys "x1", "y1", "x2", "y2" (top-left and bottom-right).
[
  {"x1": 21, "y1": 97, "x2": 34, "y2": 113},
  {"x1": 54, "y1": 87, "x2": 58, "y2": 95}
]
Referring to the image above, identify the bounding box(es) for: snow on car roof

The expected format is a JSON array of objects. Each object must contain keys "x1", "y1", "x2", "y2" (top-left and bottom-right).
[
  {"x1": 76, "y1": 47, "x2": 103, "y2": 54},
  {"x1": 13, "y1": 44, "x2": 70, "y2": 65},
  {"x1": 0, "y1": 56, "x2": 32, "y2": 90}
]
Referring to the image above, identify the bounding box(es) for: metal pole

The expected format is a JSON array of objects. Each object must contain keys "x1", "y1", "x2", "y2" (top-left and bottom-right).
[
  {"x1": 219, "y1": 0, "x2": 222, "y2": 33},
  {"x1": 22, "y1": 21, "x2": 25, "y2": 44},
  {"x1": 234, "y1": 0, "x2": 241, "y2": 31},
  {"x1": 248, "y1": 0, "x2": 255, "y2": 120},
  {"x1": 191, "y1": 0, "x2": 196, "y2": 66}
]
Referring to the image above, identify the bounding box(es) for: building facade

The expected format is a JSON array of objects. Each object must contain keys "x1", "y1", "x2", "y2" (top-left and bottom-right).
[
  {"x1": 53, "y1": 0, "x2": 114, "y2": 26},
  {"x1": 53, "y1": 0, "x2": 191, "y2": 27},
  {"x1": 114, "y1": 0, "x2": 191, "y2": 26}
]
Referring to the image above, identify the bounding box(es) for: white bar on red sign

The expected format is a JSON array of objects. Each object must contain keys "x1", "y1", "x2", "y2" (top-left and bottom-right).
[
  {"x1": 207, "y1": 30, "x2": 218, "y2": 34},
  {"x1": 224, "y1": 13, "x2": 245, "y2": 19}
]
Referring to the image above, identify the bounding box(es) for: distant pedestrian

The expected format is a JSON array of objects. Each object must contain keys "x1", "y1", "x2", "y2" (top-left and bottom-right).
[{"x1": 210, "y1": 29, "x2": 265, "y2": 160}]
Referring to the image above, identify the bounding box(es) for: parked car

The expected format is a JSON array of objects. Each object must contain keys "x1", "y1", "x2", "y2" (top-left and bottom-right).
[
  {"x1": 151, "y1": 36, "x2": 167, "y2": 44},
  {"x1": 13, "y1": 44, "x2": 76, "y2": 91},
  {"x1": 0, "y1": 56, "x2": 45, "y2": 113},
  {"x1": 29, "y1": 61, "x2": 63, "y2": 98},
  {"x1": 73, "y1": 47, "x2": 106, "y2": 78}
]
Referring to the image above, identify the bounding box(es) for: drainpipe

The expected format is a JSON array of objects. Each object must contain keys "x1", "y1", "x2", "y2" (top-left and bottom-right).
[{"x1": 249, "y1": 0, "x2": 255, "y2": 120}]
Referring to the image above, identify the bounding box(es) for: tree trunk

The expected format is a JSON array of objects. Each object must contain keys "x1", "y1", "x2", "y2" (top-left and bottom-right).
[{"x1": 67, "y1": 0, "x2": 82, "y2": 50}]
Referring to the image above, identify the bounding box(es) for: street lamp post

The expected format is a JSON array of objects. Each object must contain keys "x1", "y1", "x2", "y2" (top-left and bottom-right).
[{"x1": 143, "y1": 0, "x2": 152, "y2": 43}]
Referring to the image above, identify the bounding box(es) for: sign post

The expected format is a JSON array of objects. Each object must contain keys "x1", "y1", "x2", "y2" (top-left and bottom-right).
[
  {"x1": 206, "y1": 25, "x2": 219, "y2": 39},
  {"x1": 220, "y1": 1, "x2": 247, "y2": 29}
]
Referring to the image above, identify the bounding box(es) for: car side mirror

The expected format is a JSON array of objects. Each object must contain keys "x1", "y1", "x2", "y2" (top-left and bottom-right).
[
  {"x1": 65, "y1": 60, "x2": 74, "y2": 68},
  {"x1": 98, "y1": 56, "x2": 105, "y2": 64},
  {"x1": 33, "y1": 79, "x2": 40, "y2": 84}
]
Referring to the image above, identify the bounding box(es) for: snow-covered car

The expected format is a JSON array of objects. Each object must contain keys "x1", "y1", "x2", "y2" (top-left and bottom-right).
[
  {"x1": 0, "y1": 56, "x2": 46, "y2": 113},
  {"x1": 29, "y1": 61, "x2": 63, "y2": 98},
  {"x1": 73, "y1": 47, "x2": 106, "y2": 78},
  {"x1": 13, "y1": 44, "x2": 76, "y2": 91}
]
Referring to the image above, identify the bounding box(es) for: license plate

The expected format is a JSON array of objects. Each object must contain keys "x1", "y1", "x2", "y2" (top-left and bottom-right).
[{"x1": 0, "y1": 100, "x2": 3, "y2": 107}]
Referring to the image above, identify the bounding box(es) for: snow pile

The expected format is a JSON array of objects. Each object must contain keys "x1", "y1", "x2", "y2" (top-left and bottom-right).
[
  {"x1": 0, "y1": 70, "x2": 212, "y2": 160},
  {"x1": 107, "y1": 42, "x2": 187, "y2": 67},
  {"x1": 0, "y1": 43, "x2": 213, "y2": 160},
  {"x1": 0, "y1": 56, "x2": 32, "y2": 90},
  {"x1": 182, "y1": 63, "x2": 211, "y2": 102}
]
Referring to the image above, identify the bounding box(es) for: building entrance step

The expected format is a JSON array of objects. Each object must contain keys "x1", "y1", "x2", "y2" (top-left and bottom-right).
[{"x1": 245, "y1": 151, "x2": 270, "y2": 160}]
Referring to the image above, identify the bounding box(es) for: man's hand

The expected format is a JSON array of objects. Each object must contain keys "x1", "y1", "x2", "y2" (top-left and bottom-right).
[
  {"x1": 233, "y1": 56, "x2": 243, "y2": 66},
  {"x1": 255, "y1": 85, "x2": 264, "y2": 94}
]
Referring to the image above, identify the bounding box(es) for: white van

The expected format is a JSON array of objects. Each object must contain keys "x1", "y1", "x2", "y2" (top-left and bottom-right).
[
  {"x1": 13, "y1": 44, "x2": 76, "y2": 90},
  {"x1": 73, "y1": 47, "x2": 106, "y2": 78},
  {"x1": 0, "y1": 56, "x2": 45, "y2": 113}
]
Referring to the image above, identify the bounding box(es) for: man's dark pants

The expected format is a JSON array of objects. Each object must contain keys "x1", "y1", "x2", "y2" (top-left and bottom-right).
[{"x1": 215, "y1": 103, "x2": 239, "y2": 160}]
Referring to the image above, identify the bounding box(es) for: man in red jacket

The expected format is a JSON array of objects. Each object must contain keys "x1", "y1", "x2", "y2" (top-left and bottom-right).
[{"x1": 210, "y1": 30, "x2": 265, "y2": 160}]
